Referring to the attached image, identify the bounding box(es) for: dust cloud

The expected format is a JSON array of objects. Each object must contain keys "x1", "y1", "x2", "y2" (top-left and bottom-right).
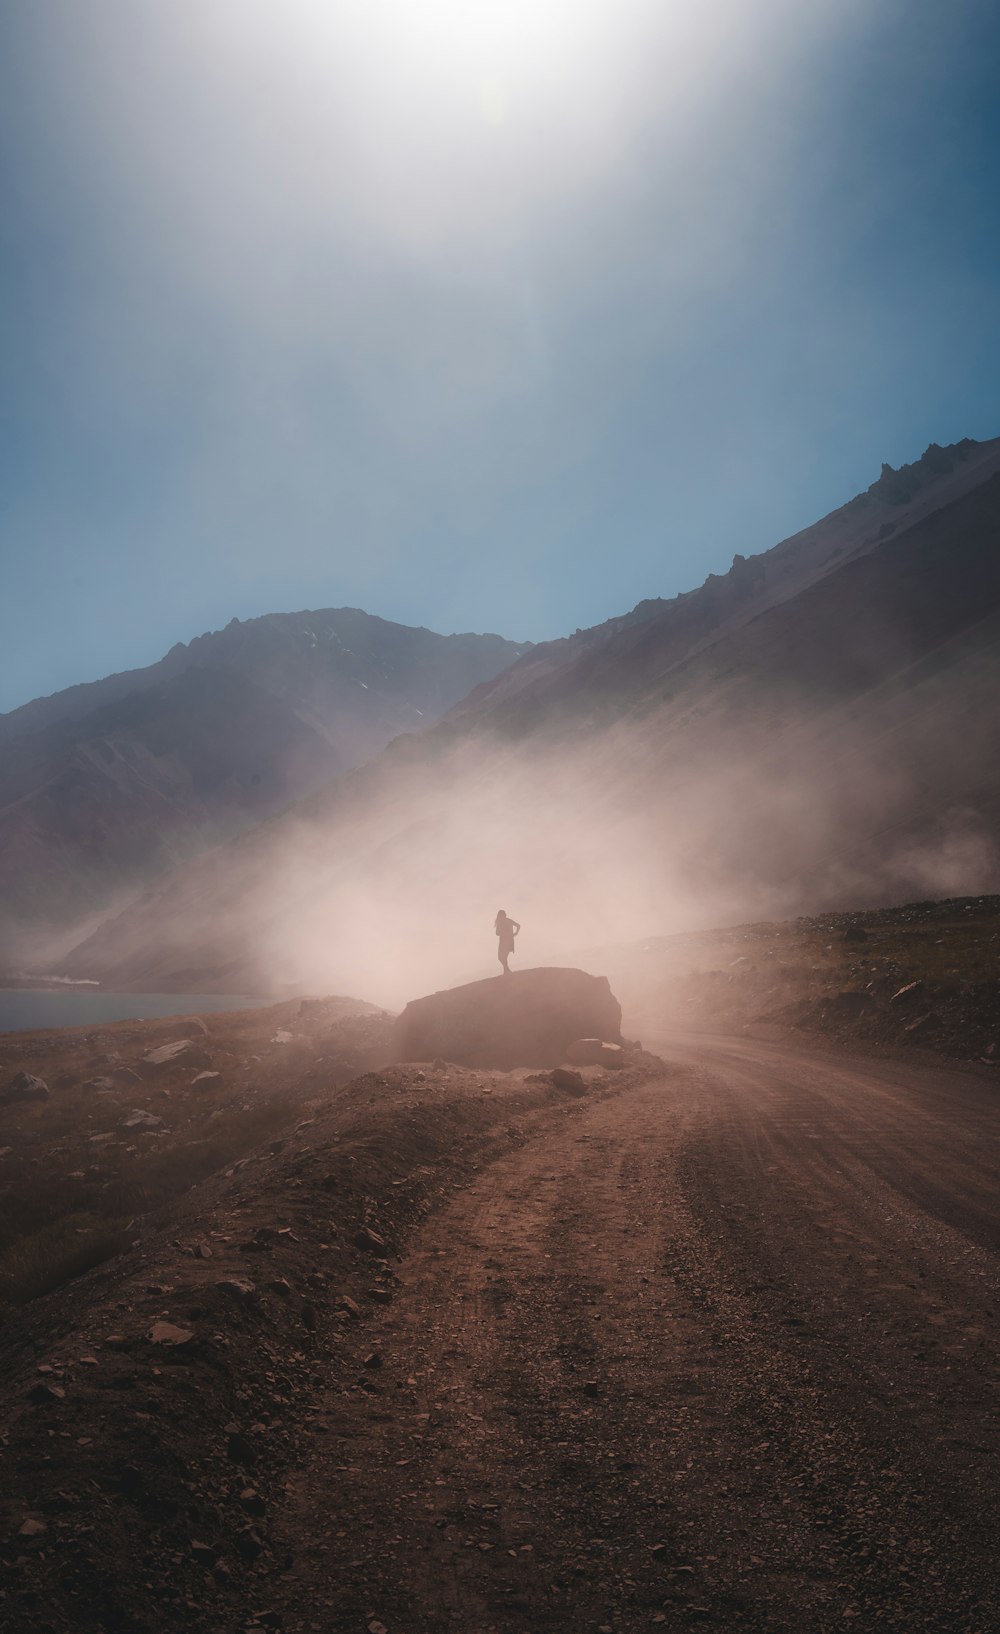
[{"x1": 236, "y1": 700, "x2": 999, "y2": 1010}]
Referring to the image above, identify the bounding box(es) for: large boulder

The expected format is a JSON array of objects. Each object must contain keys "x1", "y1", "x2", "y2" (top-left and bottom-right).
[
  {"x1": 0, "y1": 1071, "x2": 50, "y2": 1105},
  {"x1": 393, "y1": 967, "x2": 622, "y2": 1069},
  {"x1": 138, "y1": 1039, "x2": 212, "y2": 1074}
]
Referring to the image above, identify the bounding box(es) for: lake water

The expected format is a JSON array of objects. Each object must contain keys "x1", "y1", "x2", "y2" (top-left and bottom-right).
[{"x1": 0, "y1": 990, "x2": 272, "y2": 1034}]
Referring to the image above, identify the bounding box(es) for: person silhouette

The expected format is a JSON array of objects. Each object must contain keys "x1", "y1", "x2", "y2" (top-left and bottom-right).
[{"x1": 494, "y1": 909, "x2": 520, "y2": 974}]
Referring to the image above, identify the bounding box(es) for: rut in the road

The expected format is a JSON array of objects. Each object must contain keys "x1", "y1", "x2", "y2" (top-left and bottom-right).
[{"x1": 280, "y1": 1059, "x2": 1000, "y2": 1634}]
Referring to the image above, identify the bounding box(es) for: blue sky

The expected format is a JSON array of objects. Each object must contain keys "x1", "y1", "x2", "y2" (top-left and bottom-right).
[{"x1": 2, "y1": 0, "x2": 999, "y2": 712}]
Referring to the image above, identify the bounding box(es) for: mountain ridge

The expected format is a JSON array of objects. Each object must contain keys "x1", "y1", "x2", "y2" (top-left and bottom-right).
[
  {"x1": 58, "y1": 435, "x2": 1000, "y2": 1003},
  {"x1": 0, "y1": 608, "x2": 530, "y2": 947},
  {"x1": 446, "y1": 435, "x2": 1000, "y2": 729}
]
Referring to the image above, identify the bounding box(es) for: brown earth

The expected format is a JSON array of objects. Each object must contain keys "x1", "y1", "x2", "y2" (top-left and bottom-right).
[
  {"x1": 275, "y1": 1036, "x2": 1000, "y2": 1634},
  {"x1": 0, "y1": 1047, "x2": 660, "y2": 1634},
  {"x1": 0, "y1": 996, "x2": 392, "y2": 1316},
  {"x1": 1, "y1": 1012, "x2": 998, "y2": 1633}
]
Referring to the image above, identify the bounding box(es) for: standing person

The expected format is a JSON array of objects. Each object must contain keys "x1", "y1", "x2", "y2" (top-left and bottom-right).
[{"x1": 494, "y1": 909, "x2": 520, "y2": 974}]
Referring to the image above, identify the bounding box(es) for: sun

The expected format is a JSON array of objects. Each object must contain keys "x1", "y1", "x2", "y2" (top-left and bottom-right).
[
  {"x1": 388, "y1": 0, "x2": 586, "y2": 78},
  {"x1": 304, "y1": 0, "x2": 621, "y2": 122}
]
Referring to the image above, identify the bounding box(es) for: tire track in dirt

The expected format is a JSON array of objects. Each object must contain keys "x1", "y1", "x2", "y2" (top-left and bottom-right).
[{"x1": 280, "y1": 1044, "x2": 1000, "y2": 1634}]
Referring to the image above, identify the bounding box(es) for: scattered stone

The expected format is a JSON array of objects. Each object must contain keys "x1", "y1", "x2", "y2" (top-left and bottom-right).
[
  {"x1": 300, "y1": 1302, "x2": 317, "y2": 1332},
  {"x1": 905, "y1": 1012, "x2": 943, "y2": 1036},
  {"x1": 190, "y1": 1538, "x2": 217, "y2": 1564},
  {"x1": 353, "y1": 1226, "x2": 387, "y2": 1253},
  {"x1": 235, "y1": 1525, "x2": 265, "y2": 1562},
  {"x1": 149, "y1": 1321, "x2": 195, "y2": 1346},
  {"x1": 890, "y1": 981, "x2": 925, "y2": 1007},
  {"x1": 551, "y1": 1067, "x2": 586, "y2": 1094},
  {"x1": 583, "y1": 1379, "x2": 601, "y2": 1398},
  {"x1": 28, "y1": 1382, "x2": 66, "y2": 1405},
  {"x1": 268, "y1": 1278, "x2": 293, "y2": 1299},
  {"x1": 139, "y1": 1039, "x2": 212, "y2": 1073},
  {"x1": 363, "y1": 1351, "x2": 382, "y2": 1369},
  {"x1": 1, "y1": 1071, "x2": 49, "y2": 1105},
  {"x1": 192, "y1": 1071, "x2": 221, "y2": 1088},
  {"x1": 368, "y1": 1287, "x2": 393, "y2": 1304},
  {"x1": 239, "y1": 1488, "x2": 266, "y2": 1516},
  {"x1": 121, "y1": 1109, "x2": 165, "y2": 1131},
  {"x1": 338, "y1": 1295, "x2": 362, "y2": 1318},
  {"x1": 216, "y1": 1279, "x2": 257, "y2": 1302},
  {"x1": 18, "y1": 1516, "x2": 47, "y2": 1538},
  {"x1": 565, "y1": 1038, "x2": 625, "y2": 1067}
]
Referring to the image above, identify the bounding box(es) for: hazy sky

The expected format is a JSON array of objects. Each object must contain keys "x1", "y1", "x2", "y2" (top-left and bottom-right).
[{"x1": 2, "y1": 0, "x2": 999, "y2": 712}]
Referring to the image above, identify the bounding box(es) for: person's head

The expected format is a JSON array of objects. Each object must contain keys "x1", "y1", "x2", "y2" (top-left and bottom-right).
[{"x1": 495, "y1": 909, "x2": 506, "y2": 928}]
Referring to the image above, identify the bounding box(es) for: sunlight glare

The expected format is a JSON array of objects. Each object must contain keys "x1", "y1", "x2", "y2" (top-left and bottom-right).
[{"x1": 331, "y1": 0, "x2": 624, "y2": 115}]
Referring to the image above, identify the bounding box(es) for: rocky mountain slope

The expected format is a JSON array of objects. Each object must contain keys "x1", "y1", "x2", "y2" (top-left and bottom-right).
[
  {"x1": 448, "y1": 435, "x2": 999, "y2": 726},
  {"x1": 63, "y1": 437, "x2": 1000, "y2": 1001},
  {"x1": 0, "y1": 609, "x2": 528, "y2": 947}
]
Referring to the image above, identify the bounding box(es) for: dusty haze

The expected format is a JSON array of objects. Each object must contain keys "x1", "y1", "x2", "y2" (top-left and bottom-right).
[{"x1": 55, "y1": 449, "x2": 1000, "y2": 1005}]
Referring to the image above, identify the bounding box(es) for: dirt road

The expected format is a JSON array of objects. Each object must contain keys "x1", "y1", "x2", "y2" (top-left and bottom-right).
[{"x1": 281, "y1": 1038, "x2": 1000, "y2": 1634}]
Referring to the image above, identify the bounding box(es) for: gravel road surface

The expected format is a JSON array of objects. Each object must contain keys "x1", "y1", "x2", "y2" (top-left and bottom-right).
[{"x1": 282, "y1": 1038, "x2": 1000, "y2": 1634}]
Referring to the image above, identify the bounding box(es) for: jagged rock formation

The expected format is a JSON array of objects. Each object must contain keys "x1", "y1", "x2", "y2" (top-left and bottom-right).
[{"x1": 393, "y1": 968, "x2": 623, "y2": 1068}]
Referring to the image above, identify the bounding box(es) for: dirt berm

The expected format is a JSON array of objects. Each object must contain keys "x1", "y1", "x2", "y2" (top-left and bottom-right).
[{"x1": 0, "y1": 1046, "x2": 661, "y2": 1634}]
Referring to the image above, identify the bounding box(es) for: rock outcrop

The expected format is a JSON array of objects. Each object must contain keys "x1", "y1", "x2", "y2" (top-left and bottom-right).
[
  {"x1": 0, "y1": 1071, "x2": 49, "y2": 1105},
  {"x1": 393, "y1": 967, "x2": 623, "y2": 1069},
  {"x1": 139, "y1": 1039, "x2": 213, "y2": 1073}
]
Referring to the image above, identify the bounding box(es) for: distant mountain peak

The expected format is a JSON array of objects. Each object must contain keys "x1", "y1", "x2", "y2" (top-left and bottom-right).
[
  {"x1": 0, "y1": 608, "x2": 530, "y2": 946},
  {"x1": 868, "y1": 437, "x2": 979, "y2": 507}
]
